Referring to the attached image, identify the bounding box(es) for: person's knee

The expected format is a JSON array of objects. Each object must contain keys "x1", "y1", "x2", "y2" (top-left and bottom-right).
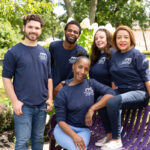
[
  {"x1": 107, "y1": 95, "x2": 122, "y2": 110},
  {"x1": 107, "y1": 97, "x2": 116, "y2": 109}
]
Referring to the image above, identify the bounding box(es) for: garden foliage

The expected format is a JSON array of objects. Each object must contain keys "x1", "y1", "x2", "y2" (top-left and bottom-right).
[{"x1": 0, "y1": 104, "x2": 14, "y2": 133}]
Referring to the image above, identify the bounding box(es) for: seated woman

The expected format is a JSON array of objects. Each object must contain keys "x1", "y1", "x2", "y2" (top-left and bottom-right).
[
  {"x1": 54, "y1": 53, "x2": 115, "y2": 150},
  {"x1": 95, "y1": 25, "x2": 150, "y2": 150}
]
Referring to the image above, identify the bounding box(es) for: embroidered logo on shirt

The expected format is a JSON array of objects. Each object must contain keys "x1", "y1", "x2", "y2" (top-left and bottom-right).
[
  {"x1": 69, "y1": 56, "x2": 77, "y2": 64},
  {"x1": 98, "y1": 57, "x2": 106, "y2": 64},
  {"x1": 122, "y1": 58, "x2": 132, "y2": 65},
  {"x1": 39, "y1": 53, "x2": 47, "y2": 61},
  {"x1": 84, "y1": 87, "x2": 94, "y2": 96}
]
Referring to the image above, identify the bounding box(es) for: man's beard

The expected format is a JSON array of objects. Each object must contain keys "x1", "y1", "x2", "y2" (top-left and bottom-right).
[
  {"x1": 65, "y1": 35, "x2": 77, "y2": 44},
  {"x1": 24, "y1": 32, "x2": 40, "y2": 41}
]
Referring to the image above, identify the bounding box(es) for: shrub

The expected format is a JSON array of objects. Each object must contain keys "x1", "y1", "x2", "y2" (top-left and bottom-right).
[
  {"x1": 0, "y1": 18, "x2": 22, "y2": 59},
  {"x1": 43, "y1": 43, "x2": 50, "y2": 50},
  {"x1": 78, "y1": 28, "x2": 94, "y2": 54},
  {"x1": 0, "y1": 48, "x2": 7, "y2": 59},
  {"x1": 0, "y1": 104, "x2": 14, "y2": 133}
]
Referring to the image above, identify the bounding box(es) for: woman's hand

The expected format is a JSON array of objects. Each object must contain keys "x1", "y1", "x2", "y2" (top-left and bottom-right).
[
  {"x1": 72, "y1": 134, "x2": 86, "y2": 150},
  {"x1": 85, "y1": 109, "x2": 94, "y2": 126}
]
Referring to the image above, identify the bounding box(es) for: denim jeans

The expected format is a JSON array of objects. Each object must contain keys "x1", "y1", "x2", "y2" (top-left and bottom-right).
[
  {"x1": 54, "y1": 124, "x2": 91, "y2": 150},
  {"x1": 13, "y1": 103, "x2": 47, "y2": 150},
  {"x1": 98, "y1": 90, "x2": 148, "y2": 139}
]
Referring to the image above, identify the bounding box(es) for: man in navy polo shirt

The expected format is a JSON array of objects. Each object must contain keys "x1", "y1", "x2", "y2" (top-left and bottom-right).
[
  {"x1": 49, "y1": 20, "x2": 86, "y2": 98},
  {"x1": 2, "y1": 14, "x2": 53, "y2": 150}
]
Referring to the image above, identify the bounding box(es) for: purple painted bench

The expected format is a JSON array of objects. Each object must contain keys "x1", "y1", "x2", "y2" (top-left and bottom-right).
[{"x1": 48, "y1": 105, "x2": 150, "y2": 150}]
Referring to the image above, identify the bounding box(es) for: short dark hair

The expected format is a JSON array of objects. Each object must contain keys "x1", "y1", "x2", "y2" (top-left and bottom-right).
[
  {"x1": 64, "y1": 20, "x2": 82, "y2": 34},
  {"x1": 23, "y1": 14, "x2": 45, "y2": 27}
]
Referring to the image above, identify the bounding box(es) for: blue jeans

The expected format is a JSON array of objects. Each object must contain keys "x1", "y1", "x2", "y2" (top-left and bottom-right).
[
  {"x1": 13, "y1": 103, "x2": 47, "y2": 150},
  {"x1": 98, "y1": 90, "x2": 148, "y2": 139},
  {"x1": 54, "y1": 124, "x2": 91, "y2": 150}
]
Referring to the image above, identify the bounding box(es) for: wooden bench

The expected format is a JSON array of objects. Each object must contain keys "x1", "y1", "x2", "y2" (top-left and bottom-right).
[{"x1": 48, "y1": 105, "x2": 150, "y2": 150}]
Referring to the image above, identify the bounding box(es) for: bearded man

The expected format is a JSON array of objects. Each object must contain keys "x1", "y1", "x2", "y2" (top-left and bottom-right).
[
  {"x1": 2, "y1": 14, "x2": 53, "y2": 150},
  {"x1": 49, "y1": 20, "x2": 86, "y2": 98}
]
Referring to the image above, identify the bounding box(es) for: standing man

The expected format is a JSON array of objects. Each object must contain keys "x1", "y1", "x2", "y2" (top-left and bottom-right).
[
  {"x1": 2, "y1": 14, "x2": 53, "y2": 150},
  {"x1": 49, "y1": 20, "x2": 86, "y2": 97}
]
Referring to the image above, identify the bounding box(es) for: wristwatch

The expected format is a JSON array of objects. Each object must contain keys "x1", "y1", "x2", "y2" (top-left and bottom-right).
[{"x1": 61, "y1": 80, "x2": 66, "y2": 87}]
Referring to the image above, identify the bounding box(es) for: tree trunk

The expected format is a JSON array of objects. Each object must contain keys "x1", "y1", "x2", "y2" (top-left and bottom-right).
[
  {"x1": 142, "y1": 29, "x2": 148, "y2": 51},
  {"x1": 64, "y1": 0, "x2": 74, "y2": 18},
  {"x1": 89, "y1": 0, "x2": 98, "y2": 25}
]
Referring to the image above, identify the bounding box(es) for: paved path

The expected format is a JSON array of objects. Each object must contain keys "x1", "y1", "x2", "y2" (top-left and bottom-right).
[
  {"x1": 29, "y1": 143, "x2": 49, "y2": 150},
  {"x1": 43, "y1": 143, "x2": 49, "y2": 150}
]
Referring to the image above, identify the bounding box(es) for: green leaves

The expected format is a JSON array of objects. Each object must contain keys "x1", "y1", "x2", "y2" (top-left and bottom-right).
[
  {"x1": 0, "y1": 18, "x2": 22, "y2": 54},
  {"x1": 78, "y1": 28, "x2": 94, "y2": 54},
  {"x1": 0, "y1": 0, "x2": 57, "y2": 58},
  {"x1": 61, "y1": 0, "x2": 149, "y2": 28}
]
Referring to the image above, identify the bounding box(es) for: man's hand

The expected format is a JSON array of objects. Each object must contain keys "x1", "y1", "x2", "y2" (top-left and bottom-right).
[
  {"x1": 85, "y1": 109, "x2": 94, "y2": 127},
  {"x1": 12, "y1": 100, "x2": 24, "y2": 116},
  {"x1": 53, "y1": 83, "x2": 63, "y2": 99},
  {"x1": 45, "y1": 99, "x2": 53, "y2": 112},
  {"x1": 72, "y1": 134, "x2": 86, "y2": 150},
  {"x1": 112, "y1": 82, "x2": 118, "y2": 90}
]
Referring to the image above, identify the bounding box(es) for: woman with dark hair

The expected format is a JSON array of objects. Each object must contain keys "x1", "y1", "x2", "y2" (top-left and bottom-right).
[
  {"x1": 89, "y1": 29, "x2": 117, "y2": 148},
  {"x1": 96, "y1": 25, "x2": 150, "y2": 150},
  {"x1": 54, "y1": 53, "x2": 115, "y2": 150},
  {"x1": 90, "y1": 28, "x2": 114, "y2": 87}
]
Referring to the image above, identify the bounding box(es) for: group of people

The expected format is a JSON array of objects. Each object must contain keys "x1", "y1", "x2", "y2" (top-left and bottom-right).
[{"x1": 2, "y1": 14, "x2": 150, "y2": 150}]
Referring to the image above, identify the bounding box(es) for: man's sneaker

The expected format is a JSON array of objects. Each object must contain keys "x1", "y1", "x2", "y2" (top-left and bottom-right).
[
  {"x1": 101, "y1": 140, "x2": 123, "y2": 150},
  {"x1": 95, "y1": 137, "x2": 111, "y2": 147}
]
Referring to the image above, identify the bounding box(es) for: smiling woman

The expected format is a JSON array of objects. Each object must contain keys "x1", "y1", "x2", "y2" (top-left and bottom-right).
[{"x1": 53, "y1": 52, "x2": 115, "y2": 150}]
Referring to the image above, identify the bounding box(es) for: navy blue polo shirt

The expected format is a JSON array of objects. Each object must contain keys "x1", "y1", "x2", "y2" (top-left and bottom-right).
[
  {"x1": 2, "y1": 43, "x2": 52, "y2": 106},
  {"x1": 49, "y1": 40, "x2": 86, "y2": 88}
]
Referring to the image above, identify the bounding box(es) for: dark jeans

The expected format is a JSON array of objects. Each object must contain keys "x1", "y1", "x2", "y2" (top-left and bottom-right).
[
  {"x1": 13, "y1": 103, "x2": 47, "y2": 150},
  {"x1": 98, "y1": 90, "x2": 148, "y2": 139}
]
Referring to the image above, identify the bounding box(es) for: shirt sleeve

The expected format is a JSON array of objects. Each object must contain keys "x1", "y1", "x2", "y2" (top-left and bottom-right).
[
  {"x1": 54, "y1": 90, "x2": 67, "y2": 123},
  {"x1": 90, "y1": 79, "x2": 115, "y2": 96},
  {"x1": 49, "y1": 42, "x2": 54, "y2": 65},
  {"x1": 2, "y1": 50, "x2": 16, "y2": 78},
  {"x1": 47, "y1": 51, "x2": 52, "y2": 79},
  {"x1": 134, "y1": 53, "x2": 150, "y2": 81}
]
